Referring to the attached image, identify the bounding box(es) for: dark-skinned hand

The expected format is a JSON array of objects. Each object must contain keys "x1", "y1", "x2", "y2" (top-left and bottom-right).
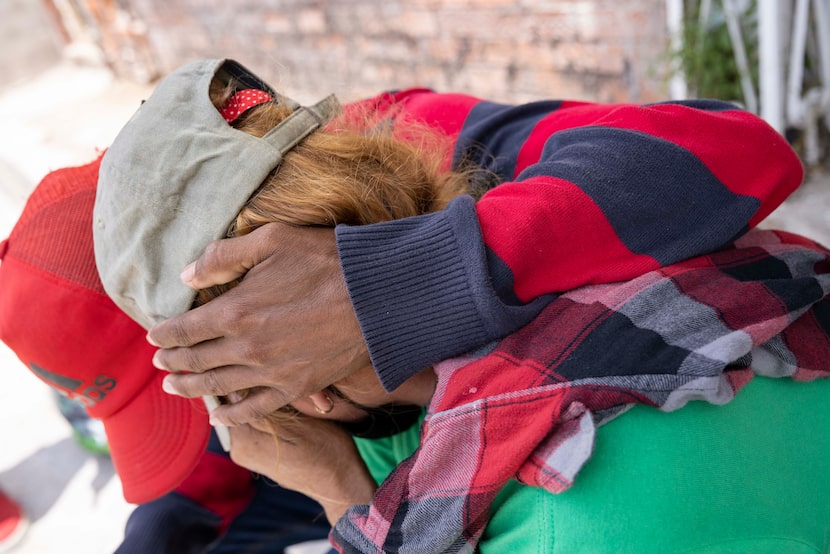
[
  {"x1": 147, "y1": 222, "x2": 370, "y2": 426},
  {"x1": 229, "y1": 417, "x2": 376, "y2": 524}
]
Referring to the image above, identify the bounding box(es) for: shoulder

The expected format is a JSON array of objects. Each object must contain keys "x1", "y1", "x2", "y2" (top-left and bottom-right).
[{"x1": 508, "y1": 378, "x2": 830, "y2": 553}]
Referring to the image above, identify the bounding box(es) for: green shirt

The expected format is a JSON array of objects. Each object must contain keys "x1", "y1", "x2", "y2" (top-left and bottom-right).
[{"x1": 355, "y1": 377, "x2": 830, "y2": 553}]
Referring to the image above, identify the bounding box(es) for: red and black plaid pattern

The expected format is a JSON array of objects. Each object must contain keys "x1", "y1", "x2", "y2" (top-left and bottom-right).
[{"x1": 332, "y1": 229, "x2": 830, "y2": 553}]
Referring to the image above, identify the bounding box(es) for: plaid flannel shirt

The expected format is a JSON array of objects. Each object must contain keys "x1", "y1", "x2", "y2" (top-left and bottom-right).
[{"x1": 331, "y1": 229, "x2": 830, "y2": 553}]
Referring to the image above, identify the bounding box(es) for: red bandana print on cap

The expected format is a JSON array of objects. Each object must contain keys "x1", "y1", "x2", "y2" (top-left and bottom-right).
[{"x1": 220, "y1": 89, "x2": 273, "y2": 123}]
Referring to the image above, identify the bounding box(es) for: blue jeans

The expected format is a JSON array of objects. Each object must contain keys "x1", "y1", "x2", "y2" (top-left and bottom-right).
[{"x1": 206, "y1": 476, "x2": 330, "y2": 554}]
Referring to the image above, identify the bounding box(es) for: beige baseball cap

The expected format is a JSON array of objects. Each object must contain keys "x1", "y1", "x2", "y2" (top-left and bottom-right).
[{"x1": 93, "y1": 58, "x2": 341, "y2": 329}]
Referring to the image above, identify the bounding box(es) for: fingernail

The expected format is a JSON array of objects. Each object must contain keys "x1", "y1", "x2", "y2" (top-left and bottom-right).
[
  {"x1": 209, "y1": 413, "x2": 222, "y2": 426},
  {"x1": 180, "y1": 262, "x2": 196, "y2": 285},
  {"x1": 152, "y1": 351, "x2": 168, "y2": 370},
  {"x1": 146, "y1": 332, "x2": 160, "y2": 347},
  {"x1": 162, "y1": 377, "x2": 177, "y2": 395}
]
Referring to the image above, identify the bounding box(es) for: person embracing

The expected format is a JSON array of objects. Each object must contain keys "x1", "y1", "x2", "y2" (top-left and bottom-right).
[{"x1": 93, "y1": 59, "x2": 829, "y2": 552}]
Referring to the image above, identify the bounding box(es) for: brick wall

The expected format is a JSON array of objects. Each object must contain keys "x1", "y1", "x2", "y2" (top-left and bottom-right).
[
  {"x1": 51, "y1": 0, "x2": 671, "y2": 104},
  {"x1": 2, "y1": 0, "x2": 62, "y2": 86}
]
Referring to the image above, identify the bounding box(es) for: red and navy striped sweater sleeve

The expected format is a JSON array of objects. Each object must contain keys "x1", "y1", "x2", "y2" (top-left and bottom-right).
[{"x1": 335, "y1": 90, "x2": 803, "y2": 391}]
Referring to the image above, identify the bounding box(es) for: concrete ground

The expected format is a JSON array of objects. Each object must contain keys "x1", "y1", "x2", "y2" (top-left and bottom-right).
[{"x1": 1, "y1": 52, "x2": 829, "y2": 553}]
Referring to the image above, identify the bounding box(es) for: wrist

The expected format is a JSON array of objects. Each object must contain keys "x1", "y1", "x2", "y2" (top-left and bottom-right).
[
  {"x1": 315, "y1": 468, "x2": 377, "y2": 524},
  {"x1": 336, "y1": 196, "x2": 491, "y2": 390}
]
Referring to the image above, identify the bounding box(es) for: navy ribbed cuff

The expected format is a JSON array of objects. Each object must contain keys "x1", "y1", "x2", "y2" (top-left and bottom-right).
[{"x1": 336, "y1": 197, "x2": 492, "y2": 390}]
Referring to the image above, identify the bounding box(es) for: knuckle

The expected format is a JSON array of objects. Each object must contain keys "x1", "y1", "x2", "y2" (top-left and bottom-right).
[
  {"x1": 227, "y1": 394, "x2": 277, "y2": 426},
  {"x1": 169, "y1": 321, "x2": 193, "y2": 347},
  {"x1": 202, "y1": 370, "x2": 226, "y2": 396},
  {"x1": 262, "y1": 383, "x2": 292, "y2": 412},
  {"x1": 179, "y1": 346, "x2": 206, "y2": 373},
  {"x1": 201, "y1": 239, "x2": 224, "y2": 266},
  {"x1": 237, "y1": 340, "x2": 267, "y2": 367},
  {"x1": 258, "y1": 221, "x2": 283, "y2": 242},
  {"x1": 220, "y1": 303, "x2": 247, "y2": 330}
]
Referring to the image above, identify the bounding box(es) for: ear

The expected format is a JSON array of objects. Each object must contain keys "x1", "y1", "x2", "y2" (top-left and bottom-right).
[{"x1": 308, "y1": 391, "x2": 334, "y2": 414}]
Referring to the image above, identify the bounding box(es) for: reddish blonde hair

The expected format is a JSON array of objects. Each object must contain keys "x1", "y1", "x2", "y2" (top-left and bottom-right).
[
  {"x1": 209, "y1": 81, "x2": 472, "y2": 235},
  {"x1": 198, "y1": 81, "x2": 477, "y2": 305}
]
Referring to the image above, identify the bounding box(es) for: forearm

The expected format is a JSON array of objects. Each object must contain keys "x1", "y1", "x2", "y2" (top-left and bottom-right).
[
  {"x1": 476, "y1": 99, "x2": 804, "y2": 300},
  {"x1": 336, "y1": 196, "x2": 550, "y2": 391},
  {"x1": 338, "y1": 96, "x2": 803, "y2": 390}
]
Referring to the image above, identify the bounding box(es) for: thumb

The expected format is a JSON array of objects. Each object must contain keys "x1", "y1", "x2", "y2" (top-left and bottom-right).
[{"x1": 182, "y1": 223, "x2": 285, "y2": 288}]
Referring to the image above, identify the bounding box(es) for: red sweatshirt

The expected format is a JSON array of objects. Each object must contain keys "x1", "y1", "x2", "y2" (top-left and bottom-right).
[{"x1": 335, "y1": 89, "x2": 804, "y2": 390}]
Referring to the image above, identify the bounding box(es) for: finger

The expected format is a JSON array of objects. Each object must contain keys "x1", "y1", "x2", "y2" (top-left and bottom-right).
[
  {"x1": 208, "y1": 387, "x2": 294, "y2": 427},
  {"x1": 147, "y1": 278, "x2": 265, "y2": 350},
  {"x1": 151, "y1": 335, "x2": 250, "y2": 373},
  {"x1": 162, "y1": 365, "x2": 286, "y2": 400},
  {"x1": 147, "y1": 301, "x2": 227, "y2": 349},
  {"x1": 185, "y1": 223, "x2": 284, "y2": 289},
  {"x1": 147, "y1": 225, "x2": 291, "y2": 350}
]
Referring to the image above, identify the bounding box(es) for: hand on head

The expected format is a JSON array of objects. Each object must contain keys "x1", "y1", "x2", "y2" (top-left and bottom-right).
[
  {"x1": 97, "y1": 59, "x2": 454, "y2": 430},
  {"x1": 148, "y1": 222, "x2": 371, "y2": 427}
]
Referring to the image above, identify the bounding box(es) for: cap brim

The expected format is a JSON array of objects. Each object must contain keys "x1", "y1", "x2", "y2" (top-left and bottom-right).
[
  {"x1": 0, "y1": 255, "x2": 211, "y2": 505},
  {"x1": 103, "y1": 370, "x2": 210, "y2": 504}
]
